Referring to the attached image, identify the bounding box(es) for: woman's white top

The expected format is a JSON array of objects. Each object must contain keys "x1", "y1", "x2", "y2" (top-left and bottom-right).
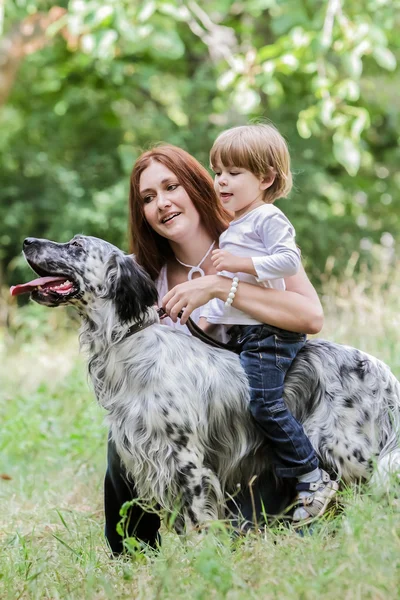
[
  {"x1": 207, "y1": 204, "x2": 300, "y2": 326},
  {"x1": 155, "y1": 264, "x2": 206, "y2": 335},
  {"x1": 155, "y1": 264, "x2": 229, "y2": 341}
]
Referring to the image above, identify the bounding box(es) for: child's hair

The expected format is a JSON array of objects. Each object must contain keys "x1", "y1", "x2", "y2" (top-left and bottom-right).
[{"x1": 210, "y1": 123, "x2": 292, "y2": 202}]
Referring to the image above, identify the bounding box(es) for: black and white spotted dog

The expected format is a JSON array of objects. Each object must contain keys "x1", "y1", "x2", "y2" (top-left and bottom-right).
[{"x1": 13, "y1": 235, "x2": 400, "y2": 529}]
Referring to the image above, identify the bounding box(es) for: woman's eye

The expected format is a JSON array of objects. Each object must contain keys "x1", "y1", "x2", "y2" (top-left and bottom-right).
[
  {"x1": 167, "y1": 184, "x2": 178, "y2": 191},
  {"x1": 143, "y1": 196, "x2": 153, "y2": 204}
]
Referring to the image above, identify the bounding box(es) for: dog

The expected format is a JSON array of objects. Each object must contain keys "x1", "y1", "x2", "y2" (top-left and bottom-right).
[{"x1": 12, "y1": 235, "x2": 400, "y2": 530}]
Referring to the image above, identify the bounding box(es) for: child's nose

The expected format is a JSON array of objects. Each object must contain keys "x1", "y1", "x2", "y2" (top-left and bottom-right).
[{"x1": 218, "y1": 175, "x2": 228, "y2": 186}]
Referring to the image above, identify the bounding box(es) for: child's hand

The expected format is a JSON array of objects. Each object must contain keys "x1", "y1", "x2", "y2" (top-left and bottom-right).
[
  {"x1": 211, "y1": 250, "x2": 258, "y2": 277},
  {"x1": 211, "y1": 249, "x2": 241, "y2": 273}
]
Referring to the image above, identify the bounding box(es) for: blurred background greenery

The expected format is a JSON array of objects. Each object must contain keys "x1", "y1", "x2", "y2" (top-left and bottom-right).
[{"x1": 0, "y1": 0, "x2": 399, "y2": 295}]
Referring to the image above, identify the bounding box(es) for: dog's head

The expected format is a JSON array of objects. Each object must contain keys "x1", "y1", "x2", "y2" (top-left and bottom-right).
[{"x1": 11, "y1": 235, "x2": 158, "y2": 324}]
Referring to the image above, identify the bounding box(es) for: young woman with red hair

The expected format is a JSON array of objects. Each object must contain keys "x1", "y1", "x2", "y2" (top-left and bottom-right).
[{"x1": 104, "y1": 144, "x2": 324, "y2": 554}]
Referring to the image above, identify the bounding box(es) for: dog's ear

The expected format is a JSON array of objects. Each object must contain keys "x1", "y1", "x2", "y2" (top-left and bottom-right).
[{"x1": 105, "y1": 253, "x2": 158, "y2": 324}]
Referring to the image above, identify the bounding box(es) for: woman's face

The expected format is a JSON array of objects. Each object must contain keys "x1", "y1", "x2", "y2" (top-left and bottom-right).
[{"x1": 139, "y1": 161, "x2": 202, "y2": 243}]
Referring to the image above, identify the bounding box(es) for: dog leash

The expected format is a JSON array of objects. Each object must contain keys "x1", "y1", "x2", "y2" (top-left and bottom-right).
[
  {"x1": 123, "y1": 308, "x2": 238, "y2": 352},
  {"x1": 157, "y1": 308, "x2": 238, "y2": 352}
]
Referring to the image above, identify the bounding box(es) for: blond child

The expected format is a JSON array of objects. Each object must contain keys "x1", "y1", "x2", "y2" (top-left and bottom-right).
[{"x1": 204, "y1": 124, "x2": 338, "y2": 523}]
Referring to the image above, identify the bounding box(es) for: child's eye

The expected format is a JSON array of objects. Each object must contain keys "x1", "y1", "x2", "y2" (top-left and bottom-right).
[
  {"x1": 214, "y1": 172, "x2": 221, "y2": 177},
  {"x1": 230, "y1": 172, "x2": 240, "y2": 176}
]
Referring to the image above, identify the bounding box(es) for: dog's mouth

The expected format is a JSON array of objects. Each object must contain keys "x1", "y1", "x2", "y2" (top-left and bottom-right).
[{"x1": 10, "y1": 262, "x2": 79, "y2": 304}]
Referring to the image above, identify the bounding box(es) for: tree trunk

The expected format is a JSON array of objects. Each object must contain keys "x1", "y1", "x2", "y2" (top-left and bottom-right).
[{"x1": 0, "y1": 6, "x2": 71, "y2": 106}]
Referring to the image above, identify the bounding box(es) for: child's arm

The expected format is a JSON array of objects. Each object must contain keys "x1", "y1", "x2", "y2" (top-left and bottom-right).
[
  {"x1": 212, "y1": 212, "x2": 301, "y2": 280},
  {"x1": 253, "y1": 211, "x2": 300, "y2": 281}
]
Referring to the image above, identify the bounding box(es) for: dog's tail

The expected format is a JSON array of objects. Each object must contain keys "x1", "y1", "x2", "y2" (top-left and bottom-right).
[
  {"x1": 371, "y1": 372, "x2": 400, "y2": 493},
  {"x1": 371, "y1": 449, "x2": 400, "y2": 493}
]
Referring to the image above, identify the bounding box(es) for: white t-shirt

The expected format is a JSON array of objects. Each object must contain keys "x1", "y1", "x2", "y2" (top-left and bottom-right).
[{"x1": 207, "y1": 204, "x2": 300, "y2": 325}]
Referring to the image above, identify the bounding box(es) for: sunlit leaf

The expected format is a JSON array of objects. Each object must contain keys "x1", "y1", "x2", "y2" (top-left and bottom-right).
[
  {"x1": 336, "y1": 79, "x2": 360, "y2": 102},
  {"x1": 344, "y1": 52, "x2": 363, "y2": 78},
  {"x1": 320, "y1": 98, "x2": 335, "y2": 126},
  {"x1": 217, "y1": 70, "x2": 236, "y2": 90},
  {"x1": 159, "y1": 2, "x2": 191, "y2": 21},
  {"x1": 232, "y1": 87, "x2": 260, "y2": 114},
  {"x1": 333, "y1": 134, "x2": 361, "y2": 176},
  {"x1": 351, "y1": 108, "x2": 370, "y2": 139},
  {"x1": 137, "y1": 0, "x2": 156, "y2": 22},
  {"x1": 148, "y1": 31, "x2": 185, "y2": 59},
  {"x1": 258, "y1": 44, "x2": 282, "y2": 61},
  {"x1": 297, "y1": 118, "x2": 312, "y2": 139},
  {"x1": 373, "y1": 47, "x2": 396, "y2": 71},
  {"x1": 96, "y1": 29, "x2": 118, "y2": 59}
]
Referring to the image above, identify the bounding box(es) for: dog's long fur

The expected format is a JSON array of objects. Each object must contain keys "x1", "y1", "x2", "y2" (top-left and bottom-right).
[{"x1": 23, "y1": 235, "x2": 400, "y2": 528}]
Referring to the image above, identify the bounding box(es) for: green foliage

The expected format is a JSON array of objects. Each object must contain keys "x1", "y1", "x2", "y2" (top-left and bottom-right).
[{"x1": 1, "y1": 0, "x2": 399, "y2": 285}]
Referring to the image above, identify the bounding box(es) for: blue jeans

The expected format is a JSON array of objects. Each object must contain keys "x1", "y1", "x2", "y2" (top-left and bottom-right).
[{"x1": 229, "y1": 324, "x2": 319, "y2": 478}]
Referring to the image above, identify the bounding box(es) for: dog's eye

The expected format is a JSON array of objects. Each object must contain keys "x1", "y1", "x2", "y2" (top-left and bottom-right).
[{"x1": 71, "y1": 239, "x2": 84, "y2": 248}]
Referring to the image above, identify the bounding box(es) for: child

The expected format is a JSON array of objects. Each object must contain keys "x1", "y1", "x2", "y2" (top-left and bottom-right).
[{"x1": 204, "y1": 124, "x2": 338, "y2": 523}]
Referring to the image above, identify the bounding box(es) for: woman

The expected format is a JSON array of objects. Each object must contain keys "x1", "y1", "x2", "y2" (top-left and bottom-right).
[{"x1": 105, "y1": 145, "x2": 323, "y2": 554}]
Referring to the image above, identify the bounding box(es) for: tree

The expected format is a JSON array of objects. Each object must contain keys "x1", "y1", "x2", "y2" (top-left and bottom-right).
[{"x1": 1, "y1": 0, "x2": 399, "y2": 285}]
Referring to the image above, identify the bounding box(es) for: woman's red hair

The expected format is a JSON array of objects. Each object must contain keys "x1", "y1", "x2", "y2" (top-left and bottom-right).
[{"x1": 129, "y1": 144, "x2": 230, "y2": 280}]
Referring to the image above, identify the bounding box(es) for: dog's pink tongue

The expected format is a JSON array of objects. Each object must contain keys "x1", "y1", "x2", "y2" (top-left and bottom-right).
[{"x1": 10, "y1": 276, "x2": 67, "y2": 297}]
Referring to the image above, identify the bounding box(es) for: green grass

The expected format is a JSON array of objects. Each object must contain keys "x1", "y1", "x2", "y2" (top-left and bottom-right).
[{"x1": 1, "y1": 270, "x2": 400, "y2": 599}]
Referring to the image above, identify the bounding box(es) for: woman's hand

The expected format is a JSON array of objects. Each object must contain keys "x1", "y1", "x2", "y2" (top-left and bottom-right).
[{"x1": 162, "y1": 275, "x2": 221, "y2": 325}]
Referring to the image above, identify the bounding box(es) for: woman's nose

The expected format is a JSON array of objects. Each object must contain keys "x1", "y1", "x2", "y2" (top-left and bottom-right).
[{"x1": 156, "y1": 193, "x2": 172, "y2": 208}]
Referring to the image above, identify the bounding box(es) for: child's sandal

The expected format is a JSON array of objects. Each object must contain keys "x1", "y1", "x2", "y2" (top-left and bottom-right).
[{"x1": 293, "y1": 470, "x2": 339, "y2": 524}]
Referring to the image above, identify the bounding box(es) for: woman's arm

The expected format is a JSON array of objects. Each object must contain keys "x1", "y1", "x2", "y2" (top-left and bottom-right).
[
  {"x1": 162, "y1": 263, "x2": 323, "y2": 334},
  {"x1": 273, "y1": 265, "x2": 324, "y2": 334}
]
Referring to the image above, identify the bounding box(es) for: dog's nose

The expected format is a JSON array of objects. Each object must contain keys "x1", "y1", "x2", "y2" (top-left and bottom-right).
[{"x1": 23, "y1": 238, "x2": 38, "y2": 248}]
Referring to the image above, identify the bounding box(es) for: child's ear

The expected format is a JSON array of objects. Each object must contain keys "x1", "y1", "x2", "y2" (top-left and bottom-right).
[{"x1": 260, "y1": 171, "x2": 275, "y2": 190}]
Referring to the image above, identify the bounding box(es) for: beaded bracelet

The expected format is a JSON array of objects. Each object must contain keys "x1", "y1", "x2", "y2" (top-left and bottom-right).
[{"x1": 225, "y1": 276, "x2": 239, "y2": 307}]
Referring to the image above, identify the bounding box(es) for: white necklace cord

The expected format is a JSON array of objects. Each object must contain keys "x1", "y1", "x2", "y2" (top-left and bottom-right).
[{"x1": 175, "y1": 241, "x2": 216, "y2": 280}]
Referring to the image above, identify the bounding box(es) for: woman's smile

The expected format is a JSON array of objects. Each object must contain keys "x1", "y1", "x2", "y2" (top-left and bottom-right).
[{"x1": 160, "y1": 211, "x2": 181, "y2": 224}]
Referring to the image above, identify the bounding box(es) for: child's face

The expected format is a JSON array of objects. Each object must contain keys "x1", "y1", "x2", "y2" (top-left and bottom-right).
[{"x1": 212, "y1": 163, "x2": 273, "y2": 219}]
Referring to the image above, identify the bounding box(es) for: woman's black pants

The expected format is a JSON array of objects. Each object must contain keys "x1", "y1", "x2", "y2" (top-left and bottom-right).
[
  {"x1": 105, "y1": 437, "x2": 294, "y2": 554},
  {"x1": 104, "y1": 438, "x2": 161, "y2": 554}
]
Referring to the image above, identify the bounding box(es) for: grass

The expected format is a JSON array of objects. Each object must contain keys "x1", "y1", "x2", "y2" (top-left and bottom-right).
[{"x1": 1, "y1": 267, "x2": 400, "y2": 599}]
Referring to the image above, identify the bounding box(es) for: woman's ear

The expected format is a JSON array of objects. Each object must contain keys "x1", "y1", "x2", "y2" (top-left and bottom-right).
[{"x1": 260, "y1": 171, "x2": 276, "y2": 191}]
